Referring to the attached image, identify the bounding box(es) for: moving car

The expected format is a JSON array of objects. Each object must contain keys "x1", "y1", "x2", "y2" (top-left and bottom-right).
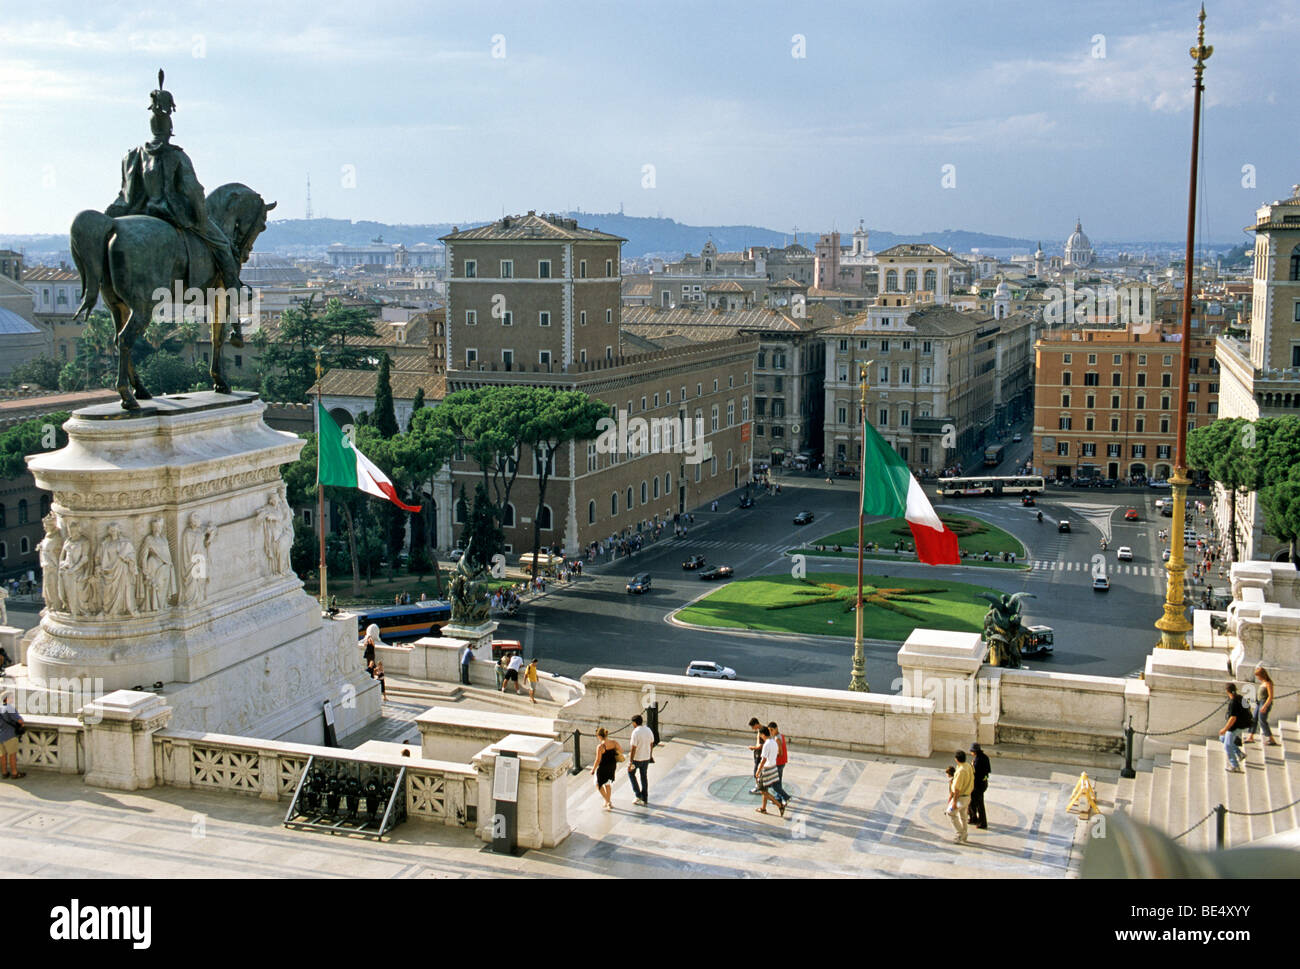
[
  {"x1": 448, "y1": 547, "x2": 465, "y2": 563},
  {"x1": 793, "y1": 510, "x2": 815, "y2": 525},
  {"x1": 1093, "y1": 575, "x2": 1110, "y2": 591},
  {"x1": 686, "y1": 660, "x2": 736, "y2": 680},
  {"x1": 699, "y1": 565, "x2": 734, "y2": 581},
  {"x1": 1058, "y1": 520, "x2": 1071, "y2": 533},
  {"x1": 1162, "y1": 548, "x2": 1171, "y2": 562},
  {"x1": 1117, "y1": 546, "x2": 1134, "y2": 561},
  {"x1": 682, "y1": 554, "x2": 706, "y2": 570},
  {"x1": 1149, "y1": 479, "x2": 1171, "y2": 489},
  {"x1": 1124, "y1": 508, "x2": 1139, "y2": 521},
  {"x1": 1023, "y1": 625, "x2": 1054, "y2": 656},
  {"x1": 626, "y1": 573, "x2": 652, "y2": 594},
  {"x1": 1012, "y1": 433, "x2": 1023, "y2": 443},
  {"x1": 738, "y1": 495, "x2": 755, "y2": 509},
  {"x1": 1021, "y1": 495, "x2": 1036, "y2": 506}
]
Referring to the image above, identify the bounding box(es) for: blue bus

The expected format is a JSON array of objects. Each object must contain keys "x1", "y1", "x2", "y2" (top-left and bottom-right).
[{"x1": 354, "y1": 600, "x2": 452, "y2": 641}]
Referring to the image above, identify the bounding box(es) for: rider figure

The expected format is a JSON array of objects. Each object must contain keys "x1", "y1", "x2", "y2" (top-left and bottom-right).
[{"x1": 102, "y1": 70, "x2": 248, "y2": 343}]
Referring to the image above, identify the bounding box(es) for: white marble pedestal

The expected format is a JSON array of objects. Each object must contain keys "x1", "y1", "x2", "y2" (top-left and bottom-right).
[{"x1": 23, "y1": 392, "x2": 380, "y2": 743}]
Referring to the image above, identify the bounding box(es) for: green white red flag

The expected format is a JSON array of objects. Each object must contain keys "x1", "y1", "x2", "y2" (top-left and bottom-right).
[
  {"x1": 316, "y1": 403, "x2": 421, "y2": 512},
  {"x1": 860, "y1": 419, "x2": 959, "y2": 565}
]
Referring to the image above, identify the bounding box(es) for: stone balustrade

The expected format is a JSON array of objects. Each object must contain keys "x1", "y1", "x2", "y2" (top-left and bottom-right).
[{"x1": 14, "y1": 713, "x2": 85, "y2": 775}]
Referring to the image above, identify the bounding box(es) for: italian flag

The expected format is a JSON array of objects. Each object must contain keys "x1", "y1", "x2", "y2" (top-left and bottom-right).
[
  {"x1": 861, "y1": 419, "x2": 959, "y2": 565},
  {"x1": 316, "y1": 403, "x2": 421, "y2": 512}
]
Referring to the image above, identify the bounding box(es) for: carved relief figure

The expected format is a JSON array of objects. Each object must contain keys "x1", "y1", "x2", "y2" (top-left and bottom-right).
[
  {"x1": 138, "y1": 517, "x2": 175, "y2": 612},
  {"x1": 97, "y1": 521, "x2": 139, "y2": 617},
  {"x1": 58, "y1": 519, "x2": 96, "y2": 618},
  {"x1": 180, "y1": 512, "x2": 216, "y2": 605},
  {"x1": 258, "y1": 493, "x2": 291, "y2": 576},
  {"x1": 38, "y1": 514, "x2": 65, "y2": 613}
]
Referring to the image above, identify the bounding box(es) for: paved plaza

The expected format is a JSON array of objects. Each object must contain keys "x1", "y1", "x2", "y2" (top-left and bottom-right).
[{"x1": 0, "y1": 733, "x2": 1102, "y2": 878}]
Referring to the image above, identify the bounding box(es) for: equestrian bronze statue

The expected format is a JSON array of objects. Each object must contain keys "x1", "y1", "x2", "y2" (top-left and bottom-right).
[{"x1": 70, "y1": 70, "x2": 276, "y2": 410}]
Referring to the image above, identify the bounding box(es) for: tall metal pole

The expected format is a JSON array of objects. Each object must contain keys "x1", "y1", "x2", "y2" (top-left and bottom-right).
[
  {"x1": 1156, "y1": 5, "x2": 1211, "y2": 650},
  {"x1": 315, "y1": 347, "x2": 328, "y2": 612},
  {"x1": 849, "y1": 359, "x2": 874, "y2": 692}
]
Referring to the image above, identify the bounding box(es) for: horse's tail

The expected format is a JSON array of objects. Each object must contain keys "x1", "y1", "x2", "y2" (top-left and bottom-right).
[{"x1": 70, "y1": 209, "x2": 113, "y2": 321}]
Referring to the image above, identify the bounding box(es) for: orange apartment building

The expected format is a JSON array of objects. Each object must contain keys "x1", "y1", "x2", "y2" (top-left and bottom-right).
[{"x1": 1032, "y1": 321, "x2": 1219, "y2": 482}]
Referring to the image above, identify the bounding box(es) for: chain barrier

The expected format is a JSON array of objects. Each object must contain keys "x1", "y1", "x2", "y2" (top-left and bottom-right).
[
  {"x1": 1171, "y1": 808, "x2": 1217, "y2": 842},
  {"x1": 1224, "y1": 792, "x2": 1300, "y2": 818},
  {"x1": 1137, "y1": 688, "x2": 1300, "y2": 739}
]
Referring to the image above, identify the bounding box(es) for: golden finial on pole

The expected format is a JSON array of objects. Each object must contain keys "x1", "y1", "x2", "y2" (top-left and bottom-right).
[{"x1": 849, "y1": 358, "x2": 875, "y2": 691}]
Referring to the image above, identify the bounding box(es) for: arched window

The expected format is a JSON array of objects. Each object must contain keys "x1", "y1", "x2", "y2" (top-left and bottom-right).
[
  {"x1": 640, "y1": 481, "x2": 648, "y2": 504},
  {"x1": 653, "y1": 477, "x2": 660, "y2": 499},
  {"x1": 0, "y1": 541, "x2": 6, "y2": 560},
  {"x1": 924, "y1": 269, "x2": 937, "y2": 291},
  {"x1": 20, "y1": 537, "x2": 29, "y2": 554},
  {"x1": 904, "y1": 269, "x2": 917, "y2": 292},
  {"x1": 611, "y1": 492, "x2": 619, "y2": 515},
  {"x1": 17, "y1": 499, "x2": 27, "y2": 524},
  {"x1": 627, "y1": 486, "x2": 634, "y2": 509},
  {"x1": 885, "y1": 270, "x2": 898, "y2": 292},
  {"x1": 40, "y1": 494, "x2": 50, "y2": 518},
  {"x1": 664, "y1": 472, "x2": 671, "y2": 494},
  {"x1": 502, "y1": 503, "x2": 516, "y2": 527},
  {"x1": 726, "y1": 448, "x2": 734, "y2": 470},
  {"x1": 1291, "y1": 244, "x2": 1300, "y2": 282},
  {"x1": 588, "y1": 500, "x2": 596, "y2": 524},
  {"x1": 538, "y1": 505, "x2": 553, "y2": 530},
  {"x1": 0, "y1": 503, "x2": 5, "y2": 528}
]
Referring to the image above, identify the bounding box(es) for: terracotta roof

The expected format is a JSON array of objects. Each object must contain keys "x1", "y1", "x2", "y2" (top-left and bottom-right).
[
  {"x1": 22, "y1": 266, "x2": 80, "y2": 283},
  {"x1": 807, "y1": 287, "x2": 870, "y2": 300},
  {"x1": 441, "y1": 212, "x2": 625, "y2": 243},
  {"x1": 623, "y1": 282, "x2": 653, "y2": 298},
  {"x1": 772, "y1": 277, "x2": 807, "y2": 289},
  {"x1": 876, "y1": 243, "x2": 953, "y2": 258},
  {"x1": 312, "y1": 368, "x2": 446, "y2": 401},
  {"x1": 706, "y1": 281, "x2": 746, "y2": 293}
]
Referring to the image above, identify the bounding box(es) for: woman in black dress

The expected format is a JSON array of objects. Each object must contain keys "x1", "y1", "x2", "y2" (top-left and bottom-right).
[{"x1": 590, "y1": 727, "x2": 623, "y2": 810}]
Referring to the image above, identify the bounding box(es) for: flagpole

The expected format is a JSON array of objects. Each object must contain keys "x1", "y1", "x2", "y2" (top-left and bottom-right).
[
  {"x1": 849, "y1": 359, "x2": 874, "y2": 692},
  {"x1": 314, "y1": 347, "x2": 328, "y2": 613}
]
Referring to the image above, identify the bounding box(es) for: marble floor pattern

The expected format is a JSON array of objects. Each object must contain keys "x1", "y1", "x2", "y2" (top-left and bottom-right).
[{"x1": 0, "y1": 734, "x2": 1101, "y2": 878}]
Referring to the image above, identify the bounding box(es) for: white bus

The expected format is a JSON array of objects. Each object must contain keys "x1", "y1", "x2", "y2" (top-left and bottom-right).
[{"x1": 934, "y1": 475, "x2": 1045, "y2": 497}]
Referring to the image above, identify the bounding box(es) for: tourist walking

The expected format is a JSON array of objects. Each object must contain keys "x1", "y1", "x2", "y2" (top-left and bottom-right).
[
  {"x1": 525, "y1": 658, "x2": 539, "y2": 704},
  {"x1": 0, "y1": 693, "x2": 23, "y2": 779},
  {"x1": 968, "y1": 743, "x2": 991, "y2": 829},
  {"x1": 747, "y1": 717, "x2": 764, "y2": 794},
  {"x1": 627, "y1": 714, "x2": 655, "y2": 806},
  {"x1": 948, "y1": 750, "x2": 974, "y2": 843},
  {"x1": 460, "y1": 643, "x2": 474, "y2": 685},
  {"x1": 591, "y1": 727, "x2": 623, "y2": 810},
  {"x1": 768, "y1": 721, "x2": 792, "y2": 804},
  {"x1": 754, "y1": 726, "x2": 786, "y2": 817},
  {"x1": 502, "y1": 651, "x2": 524, "y2": 694},
  {"x1": 1247, "y1": 666, "x2": 1279, "y2": 746},
  {"x1": 1220, "y1": 682, "x2": 1251, "y2": 772}
]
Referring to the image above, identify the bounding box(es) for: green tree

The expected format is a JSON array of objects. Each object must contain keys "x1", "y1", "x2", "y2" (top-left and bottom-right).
[
  {"x1": 0, "y1": 411, "x2": 70, "y2": 479},
  {"x1": 59, "y1": 310, "x2": 117, "y2": 391},
  {"x1": 519, "y1": 388, "x2": 609, "y2": 575},
  {"x1": 460, "y1": 483, "x2": 504, "y2": 571},
  {"x1": 136, "y1": 350, "x2": 209, "y2": 394},
  {"x1": 1259, "y1": 466, "x2": 1300, "y2": 566},
  {"x1": 373, "y1": 353, "x2": 399, "y2": 439},
  {"x1": 7, "y1": 356, "x2": 62, "y2": 390},
  {"x1": 1187, "y1": 418, "x2": 1271, "y2": 562},
  {"x1": 407, "y1": 386, "x2": 425, "y2": 433},
  {"x1": 394, "y1": 407, "x2": 454, "y2": 594},
  {"x1": 253, "y1": 296, "x2": 380, "y2": 403},
  {"x1": 290, "y1": 520, "x2": 318, "y2": 579}
]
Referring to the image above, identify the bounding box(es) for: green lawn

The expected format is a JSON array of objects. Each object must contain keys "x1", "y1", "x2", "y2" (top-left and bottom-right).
[
  {"x1": 675, "y1": 571, "x2": 997, "y2": 641},
  {"x1": 787, "y1": 548, "x2": 1028, "y2": 570},
  {"x1": 808, "y1": 513, "x2": 1027, "y2": 559}
]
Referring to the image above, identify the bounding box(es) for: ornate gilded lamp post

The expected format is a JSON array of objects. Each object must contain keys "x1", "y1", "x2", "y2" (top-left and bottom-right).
[{"x1": 1155, "y1": 6, "x2": 1212, "y2": 650}]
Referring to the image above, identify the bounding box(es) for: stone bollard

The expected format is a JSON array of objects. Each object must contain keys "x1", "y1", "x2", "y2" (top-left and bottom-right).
[
  {"x1": 472, "y1": 733, "x2": 572, "y2": 849},
  {"x1": 79, "y1": 690, "x2": 173, "y2": 791}
]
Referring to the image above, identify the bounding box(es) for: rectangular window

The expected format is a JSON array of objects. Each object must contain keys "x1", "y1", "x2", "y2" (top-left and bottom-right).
[
  {"x1": 1112, "y1": 372, "x2": 1121, "y2": 386},
  {"x1": 1136, "y1": 373, "x2": 1146, "y2": 387},
  {"x1": 1062, "y1": 372, "x2": 1071, "y2": 385},
  {"x1": 465, "y1": 309, "x2": 478, "y2": 325},
  {"x1": 1111, "y1": 394, "x2": 1120, "y2": 408},
  {"x1": 1162, "y1": 373, "x2": 1172, "y2": 387},
  {"x1": 1132, "y1": 444, "x2": 1146, "y2": 458},
  {"x1": 1136, "y1": 417, "x2": 1145, "y2": 433},
  {"x1": 1082, "y1": 442, "x2": 1096, "y2": 456},
  {"x1": 580, "y1": 310, "x2": 587, "y2": 326},
  {"x1": 879, "y1": 408, "x2": 889, "y2": 426},
  {"x1": 1084, "y1": 373, "x2": 1099, "y2": 386},
  {"x1": 580, "y1": 349, "x2": 587, "y2": 363},
  {"x1": 922, "y1": 341, "x2": 932, "y2": 353},
  {"x1": 902, "y1": 340, "x2": 911, "y2": 350},
  {"x1": 1163, "y1": 355, "x2": 1173, "y2": 366},
  {"x1": 1059, "y1": 416, "x2": 1072, "y2": 430},
  {"x1": 1107, "y1": 443, "x2": 1121, "y2": 457},
  {"x1": 1136, "y1": 395, "x2": 1145, "y2": 409},
  {"x1": 538, "y1": 350, "x2": 552, "y2": 367},
  {"x1": 502, "y1": 310, "x2": 513, "y2": 326},
  {"x1": 900, "y1": 410, "x2": 910, "y2": 427},
  {"x1": 879, "y1": 365, "x2": 889, "y2": 384},
  {"x1": 1157, "y1": 445, "x2": 1171, "y2": 459},
  {"x1": 880, "y1": 339, "x2": 890, "y2": 352},
  {"x1": 1063, "y1": 353, "x2": 1072, "y2": 364},
  {"x1": 605, "y1": 309, "x2": 612, "y2": 324},
  {"x1": 1110, "y1": 417, "x2": 1120, "y2": 432},
  {"x1": 606, "y1": 259, "x2": 614, "y2": 276},
  {"x1": 1113, "y1": 354, "x2": 1122, "y2": 365},
  {"x1": 1061, "y1": 393, "x2": 1071, "y2": 407},
  {"x1": 539, "y1": 311, "x2": 550, "y2": 327},
  {"x1": 580, "y1": 260, "x2": 587, "y2": 278},
  {"x1": 1088, "y1": 354, "x2": 1097, "y2": 365},
  {"x1": 538, "y1": 260, "x2": 551, "y2": 279},
  {"x1": 500, "y1": 260, "x2": 513, "y2": 278},
  {"x1": 921, "y1": 367, "x2": 932, "y2": 383},
  {"x1": 1086, "y1": 394, "x2": 1095, "y2": 409},
  {"x1": 502, "y1": 349, "x2": 514, "y2": 368},
  {"x1": 900, "y1": 367, "x2": 911, "y2": 384},
  {"x1": 1058, "y1": 442, "x2": 1070, "y2": 456},
  {"x1": 465, "y1": 260, "x2": 477, "y2": 278},
  {"x1": 1138, "y1": 354, "x2": 1147, "y2": 366},
  {"x1": 465, "y1": 348, "x2": 478, "y2": 367},
  {"x1": 1085, "y1": 417, "x2": 1095, "y2": 431}
]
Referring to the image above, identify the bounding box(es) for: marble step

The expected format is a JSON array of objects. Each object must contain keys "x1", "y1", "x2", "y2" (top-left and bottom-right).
[
  {"x1": 1167, "y1": 748, "x2": 1189, "y2": 840},
  {"x1": 1187, "y1": 743, "x2": 1210, "y2": 852}
]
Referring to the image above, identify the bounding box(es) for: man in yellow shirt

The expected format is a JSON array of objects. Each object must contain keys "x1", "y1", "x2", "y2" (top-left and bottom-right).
[
  {"x1": 948, "y1": 750, "x2": 975, "y2": 844},
  {"x1": 525, "y1": 658, "x2": 539, "y2": 704}
]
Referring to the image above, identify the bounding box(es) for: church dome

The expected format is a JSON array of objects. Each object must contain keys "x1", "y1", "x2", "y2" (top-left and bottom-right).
[
  {"x1": 1064, "y1": 220, "x2": 1094, "y2": 267},
  {"x1": 993, "y1": 279, "x2": 1011, "y2": 298}
]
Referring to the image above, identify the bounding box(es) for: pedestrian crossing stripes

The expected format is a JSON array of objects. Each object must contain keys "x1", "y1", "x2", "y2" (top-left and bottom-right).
[{"x1": 1029, "y1": 560, "x2": 1226, "y2": 580}]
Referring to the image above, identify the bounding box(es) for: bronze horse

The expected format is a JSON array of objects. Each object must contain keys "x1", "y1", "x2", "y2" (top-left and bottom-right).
[{"x1": 69, "y1": 183, "x2": 276, "y2": 410}]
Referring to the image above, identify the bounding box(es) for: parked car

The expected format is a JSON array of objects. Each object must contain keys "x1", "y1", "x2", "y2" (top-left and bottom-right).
[
  {"x1": 1021, "y1": 495, "x2": 1036, "y2": 506},
  {"x1": 1093, "y1": 575, "x2": 1111, "y2": 591},
  {"x1": 793, "y1": 510, "x2": 815, "y2": 525},
  {"x1": 686, "y1": 660, "x2": 736, "y2": 680},
  {"x1": 1023, "y1": 625, "x2": 1054, "y2": 656},
  {"x1": 1149, "y1": 479, "x2": 1172, "y2": 489},
  {"x1": 1012, "y1": 433, "x2": 1023, "y2": 443},
  {"x1": 1124, "y1": 508, "x2": 1139, "y2": 521},
  {"x1": 626, "y1": 573, "x2": 652, "y2": 594},
  {"x1": 1058, "y1": 520, "x2": 1071, "y2": 533},
  {"x1": 1099, "y1": 478, "x2": 1118, "y2": 488},
  {"x1": 699, "y1": 565, "x2": 734, "y2": 581},
  {"x1": 682, "y1": 554, "x2": 706, "y2": 570},
  {"x1": 1117, "y1": 546, "x2": 1134, "y2": 561},
  {"x1": 448, "y1": 547, "x2": 465, "y2": 563},
  {"x1": 738, "y1": 495, "x2": 755, "y2": 509}
]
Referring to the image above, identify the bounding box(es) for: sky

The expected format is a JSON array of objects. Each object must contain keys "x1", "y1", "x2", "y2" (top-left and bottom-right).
[{"x1": 0, "y1": 0, "x2": 1294, "y2": 243}]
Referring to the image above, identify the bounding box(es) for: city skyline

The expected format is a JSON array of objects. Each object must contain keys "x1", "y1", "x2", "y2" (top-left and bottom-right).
[{"x1": 0, "y1": 0, "x2": 1295, "y2": 243}]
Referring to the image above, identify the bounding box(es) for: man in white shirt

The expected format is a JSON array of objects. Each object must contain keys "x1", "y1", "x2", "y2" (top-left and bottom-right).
[
  {"x1": 502, "y1": 652, "x2": 524, "y2": 694},
  {"x1": 755, "y1": 726, "x2": 788, "y2": 817},
  {"x1": 627, "y1": 714, "x2": 655, "y2": 806}
]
